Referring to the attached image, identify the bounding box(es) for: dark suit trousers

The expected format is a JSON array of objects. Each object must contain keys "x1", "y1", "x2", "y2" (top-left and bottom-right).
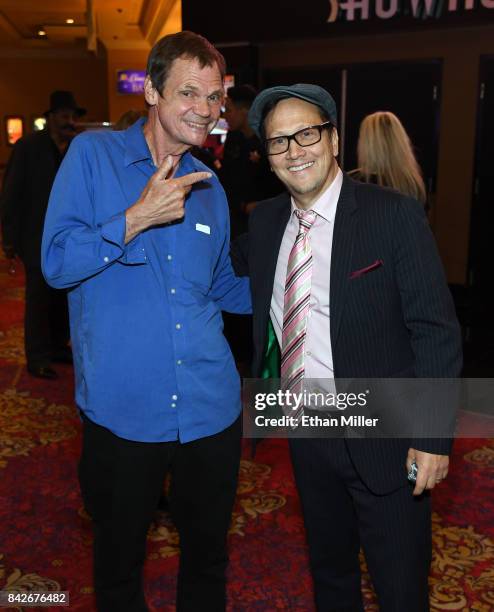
[
  {"x1": 24, "y1": 265, "x2": 69, "y2": 366},
  {"x1": 289, "y1": 437, "x2": 431, "y2": 612},
  {"x1": 79, "y1": 414, "x2": 242, "y2": 612}
]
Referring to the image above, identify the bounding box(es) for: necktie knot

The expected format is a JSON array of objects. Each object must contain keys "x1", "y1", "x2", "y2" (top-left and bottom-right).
[{"x1": 295, "y1": 209, "x2": 316, "y2": 235}]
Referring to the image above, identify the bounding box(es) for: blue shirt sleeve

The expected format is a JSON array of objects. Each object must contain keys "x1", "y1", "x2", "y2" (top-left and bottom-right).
[
  {"x1": 210, "y1": 183, "x2": 252, "y2": 315},
  {"x1": 42, "y1": 134, "x2": 146, "y2": 289}
]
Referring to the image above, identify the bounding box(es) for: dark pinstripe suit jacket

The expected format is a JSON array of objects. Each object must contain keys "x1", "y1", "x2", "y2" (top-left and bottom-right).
[{"x1": 232, "y1": 173, "x2": 462, "y2": 495}]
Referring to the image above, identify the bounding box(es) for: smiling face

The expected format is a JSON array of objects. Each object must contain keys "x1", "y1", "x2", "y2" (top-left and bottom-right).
[
  {"x1": 144, "y1": 56, "x2": 224, "y2": 154},
  {"x1": 264, "y1": 98, "x2": 339, "y2": 209}
]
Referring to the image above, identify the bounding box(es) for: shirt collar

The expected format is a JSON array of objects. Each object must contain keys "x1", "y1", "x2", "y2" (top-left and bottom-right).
[
  {"x1": 124, "y1": 117, "x2": 152, "y2": 167},
  {"x1": 123, "y1": 117, "x2": 198, "y2": 174},
  {"x1": 290, "y1": 168, "x2": 343, "y2": 223}
]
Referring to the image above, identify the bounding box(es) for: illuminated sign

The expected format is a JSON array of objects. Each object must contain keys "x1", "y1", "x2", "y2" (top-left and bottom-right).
[
  {"x1": 32, "y1": 116, "x2": 47, "y2": 131},
  {"x1": 327, "y1": 0, "x2": 494, "y2": 22},
  {"x1": 183, "y1": 0, "x2": 494, "y2": 43},
  {"x1": 117, "y1": 70, "x2": 146, "y2": 95},
  {"x1": 5, "y1": 116, "x2": 24, "y2": 145}
]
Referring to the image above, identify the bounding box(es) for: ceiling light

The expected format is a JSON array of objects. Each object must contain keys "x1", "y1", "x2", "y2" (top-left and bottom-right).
[
  {"x1": 66, "y1": 18, "x2": 74, "y2": 24},
  {"x1": 38, "y1": 29, "x2": 46, "y2": 36}
]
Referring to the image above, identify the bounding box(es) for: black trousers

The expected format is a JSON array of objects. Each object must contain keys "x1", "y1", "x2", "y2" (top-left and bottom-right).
[
  {"x1": 289, "y1": 437, "x2": 431, "y2": 612},
  {"x1": 79, "y1": 414, "x2": 242, "y2": 612},
  {"x1": 24, "y1": 265, "x2": 69, "y2": 366}
]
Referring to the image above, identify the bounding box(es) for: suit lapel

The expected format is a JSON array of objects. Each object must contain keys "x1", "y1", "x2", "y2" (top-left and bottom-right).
[
  {"x1": 262, "y1": 193, "x2": 291, "y2": 320},
  {"x1": 330, "y1": 174, "x2": 358, "y2": 351}
]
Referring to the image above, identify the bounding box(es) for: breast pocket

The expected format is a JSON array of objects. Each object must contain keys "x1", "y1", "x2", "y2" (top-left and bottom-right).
[{"x1": 181, "y1": 229, "x2": 215, "y2": 291}]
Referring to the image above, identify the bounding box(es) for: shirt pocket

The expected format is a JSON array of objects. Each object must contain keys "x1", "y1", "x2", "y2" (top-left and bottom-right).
[{"x1": 181, "y1": 228, "x2": 214, "y2": 291}]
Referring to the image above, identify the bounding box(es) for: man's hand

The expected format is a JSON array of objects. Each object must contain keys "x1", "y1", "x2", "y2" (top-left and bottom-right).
[
  {"x1": 407, "y1": 448, "x2": 449, "y2": 496},
  {"x1": 125, "y1": 155, "x2": 211, "y2": 244}
]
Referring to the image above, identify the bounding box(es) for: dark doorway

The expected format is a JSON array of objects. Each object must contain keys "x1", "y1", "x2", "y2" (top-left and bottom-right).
[
  {"x1": 469, "y1": 56, "x2": 494, "y2": 304},
  {"x1": 462, "y1": 55, "x2": 494, "y2": 374},
  {"x1": 344, "y1": 60, "x2": 441, "y2": 188},
  {"x1": 218, "y1": 44, "x2": 259, "y2": 87}
]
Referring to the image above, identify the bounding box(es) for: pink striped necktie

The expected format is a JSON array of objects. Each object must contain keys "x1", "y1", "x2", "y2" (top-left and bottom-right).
[{"x1": 281, "y1": 209, "x2": 316, "y2": 419}]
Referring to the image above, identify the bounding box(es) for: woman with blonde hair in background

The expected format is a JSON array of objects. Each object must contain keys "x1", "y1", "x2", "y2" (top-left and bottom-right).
[{"x1": 350, "y1": 111, "x2": 427, "y2": 204}]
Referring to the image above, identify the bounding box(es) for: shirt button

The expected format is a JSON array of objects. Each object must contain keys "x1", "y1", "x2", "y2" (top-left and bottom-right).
[
  {"x1": 306, "y1": 350, "x2": 312, "y2": 356},
  {"x1": 171, "y1": 403, "x2": 176, "y2": 408},
  {"x1": 167, "y1": 255, "x2": 172, "y2": 261},
  {"x1": 176, "y1": 323, "x2": 181, "y2": 330},
  {"x1": 172, "y1": 394, "x2": 178, "y2": 400},
  {"x1": 103, "y1": 256, "x2": 109, "y2": 263},
  {"x1": 177, "y1": 360, "x2": 182, "y2": 365},
  {"x1": 170, "y1": 288, "x2": 176, "y2": 294}
]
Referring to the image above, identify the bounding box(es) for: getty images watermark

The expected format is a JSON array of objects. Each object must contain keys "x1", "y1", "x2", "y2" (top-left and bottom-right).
[
  {"x1": 253, "y1": 388, "x2": 379, "y2": 429},
  {"x1": 242, "y1": 378, "x2": 494, "y2": 439}
]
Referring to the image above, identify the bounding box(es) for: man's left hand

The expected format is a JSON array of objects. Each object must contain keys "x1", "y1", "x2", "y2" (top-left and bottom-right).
[{"x1": 406, "y1": 448, "x2": 449, "y2": 496}]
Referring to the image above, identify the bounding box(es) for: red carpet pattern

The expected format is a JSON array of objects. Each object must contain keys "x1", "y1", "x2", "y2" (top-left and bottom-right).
[{"x1": 0, "y1": 253, "x2": 493, "y2": 611}]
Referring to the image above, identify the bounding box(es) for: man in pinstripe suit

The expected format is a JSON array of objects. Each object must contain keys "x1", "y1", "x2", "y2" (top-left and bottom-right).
[{"x1": 232, "y1": 85, "x2": 462, "y2": 611}]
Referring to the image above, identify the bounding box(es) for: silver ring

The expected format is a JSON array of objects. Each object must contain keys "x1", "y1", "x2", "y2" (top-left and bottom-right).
[{"x1": 407, "y1": 460, "x2": 418, "y2": 483}]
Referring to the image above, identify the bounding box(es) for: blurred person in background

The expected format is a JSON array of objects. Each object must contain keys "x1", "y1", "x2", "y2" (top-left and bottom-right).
[
  {"x1": 220, "y1": 86, "x2": 283, "y2": 373},
  {"x1": 220, "y1": 84, "x2": 282, "y2": 238},
  {"x1": 350, "y1": 111, "x2": 427, "y2": 205},
  {"x1": 0, "y1": 90, "x2": 85, "y2": 379}
]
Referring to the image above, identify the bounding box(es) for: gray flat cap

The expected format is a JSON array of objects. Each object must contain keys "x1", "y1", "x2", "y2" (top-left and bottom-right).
[{"x1": 248, "y1": 83, "x2": 338, "y2": 139}]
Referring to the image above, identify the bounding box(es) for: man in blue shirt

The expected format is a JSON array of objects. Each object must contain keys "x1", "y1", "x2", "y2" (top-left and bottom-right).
[{"x1": 42, "y1": 32, "x2": 251, "y2": 612}]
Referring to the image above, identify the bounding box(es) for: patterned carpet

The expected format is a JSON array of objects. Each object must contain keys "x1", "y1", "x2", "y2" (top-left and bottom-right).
[{"x1": 0, "y1": 253, "x2": 493, "y2": 611}]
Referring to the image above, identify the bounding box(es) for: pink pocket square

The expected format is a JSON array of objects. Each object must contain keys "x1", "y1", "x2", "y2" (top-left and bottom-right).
[{"x1": 350, "y1": 259, "x2": 384, "y2": 279}]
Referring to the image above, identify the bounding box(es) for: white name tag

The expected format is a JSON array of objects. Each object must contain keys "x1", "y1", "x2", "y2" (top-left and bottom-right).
[{"x1": 195, "y1": 223, "x2": 211, "y2": 235}]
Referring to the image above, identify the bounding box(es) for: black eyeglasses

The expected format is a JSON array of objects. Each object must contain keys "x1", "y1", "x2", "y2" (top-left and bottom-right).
[{"x1": 265, "y1": 121, "x2": 332, "y2": 155}]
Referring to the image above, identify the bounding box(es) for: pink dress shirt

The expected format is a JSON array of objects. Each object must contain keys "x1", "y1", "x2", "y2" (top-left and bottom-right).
[{"x1": 270, "y1": 169, "x2": 343, "y2": 381}]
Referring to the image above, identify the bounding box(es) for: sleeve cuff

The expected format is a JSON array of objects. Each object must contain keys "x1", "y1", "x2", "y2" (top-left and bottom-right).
[
  {"x1": 101, "y1": 212, "x2": 147, "y2": 265},
  {"x1": 411, "y1": 437, "x2": 454, "y2": 456}
]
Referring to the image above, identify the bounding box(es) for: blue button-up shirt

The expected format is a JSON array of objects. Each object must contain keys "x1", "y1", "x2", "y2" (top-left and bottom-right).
[{"x1": 42, "y1": 118, "x2": 251, "y2": 443}]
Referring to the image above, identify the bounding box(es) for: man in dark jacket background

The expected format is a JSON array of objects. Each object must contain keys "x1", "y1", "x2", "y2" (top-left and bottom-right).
[
  {"x1": 219, "y1": 85, "x2": 282, "y2": 238},
  {"x1": 0, "y1": 90, "x2": 84, "y2": 378}
]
